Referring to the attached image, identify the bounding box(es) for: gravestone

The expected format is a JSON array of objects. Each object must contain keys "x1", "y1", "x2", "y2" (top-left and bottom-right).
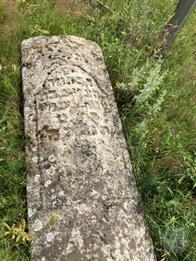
[{"x1": 22, "y1": 36, "x2": 156, "y2": 261}]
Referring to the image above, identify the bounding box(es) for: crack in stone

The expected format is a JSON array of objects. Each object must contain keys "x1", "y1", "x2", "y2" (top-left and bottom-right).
[{"x1": 34, "y1": 95, "x2": 44, "y2": 210}]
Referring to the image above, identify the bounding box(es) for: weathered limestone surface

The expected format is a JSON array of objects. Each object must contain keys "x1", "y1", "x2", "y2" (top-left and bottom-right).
[{"x1": 22, "y1": 36, "x2": 156, "y2": 261}]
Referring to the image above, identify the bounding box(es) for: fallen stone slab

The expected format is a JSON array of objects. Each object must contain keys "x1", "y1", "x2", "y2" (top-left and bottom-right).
[{"x1": 22, "y1": 36, "x2": 156, "y2": 261}]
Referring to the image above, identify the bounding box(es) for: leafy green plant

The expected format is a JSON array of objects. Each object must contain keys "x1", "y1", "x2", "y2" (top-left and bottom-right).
[
  {"x1": 43, "y1": 213, "x2": 60, "y2": 231},
  {"x1": 3, "y1": 220, "x2": 32, "y2": 243}
]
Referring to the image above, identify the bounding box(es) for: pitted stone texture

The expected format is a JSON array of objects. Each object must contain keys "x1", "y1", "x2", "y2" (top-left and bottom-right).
[{"x1": 22, "y1": 36, "x2": 156, "y2": 261}]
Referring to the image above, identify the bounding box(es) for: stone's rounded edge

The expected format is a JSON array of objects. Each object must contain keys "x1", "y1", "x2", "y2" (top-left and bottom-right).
[
  {"x1": 21, "y1": 35, "x2": 103, "y2": 66},
  {"x1": 21, "y1": 36, "x2": 45, "y2": 46},
  {"x1": 67, "y1": 35, "x2": 102, "y2": 53},
  {"x1": 21, "y1": 35, "x2": 102, "y2": 53},
  {"x1": 21, "y1": 36, "x2": 47, "y2": 53}
]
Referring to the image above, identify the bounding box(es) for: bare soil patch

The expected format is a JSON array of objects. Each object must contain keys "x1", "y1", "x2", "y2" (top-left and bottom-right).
[
  {"x1": 0, "y1": 0, "x2": 18, "y2": 35},
  {"x1": 55, "y1": 0, "x2": 87, "y2": 15}
]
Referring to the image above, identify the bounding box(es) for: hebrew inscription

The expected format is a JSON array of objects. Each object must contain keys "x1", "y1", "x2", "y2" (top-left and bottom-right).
[{"x1": 22, "y1": 36, "x2": 156, "y2": 261}]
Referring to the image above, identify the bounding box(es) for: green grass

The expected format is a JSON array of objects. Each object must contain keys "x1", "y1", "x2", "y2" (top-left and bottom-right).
[{"x1": 0, "y1": 0, "x2": 195, "y2": 260}]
